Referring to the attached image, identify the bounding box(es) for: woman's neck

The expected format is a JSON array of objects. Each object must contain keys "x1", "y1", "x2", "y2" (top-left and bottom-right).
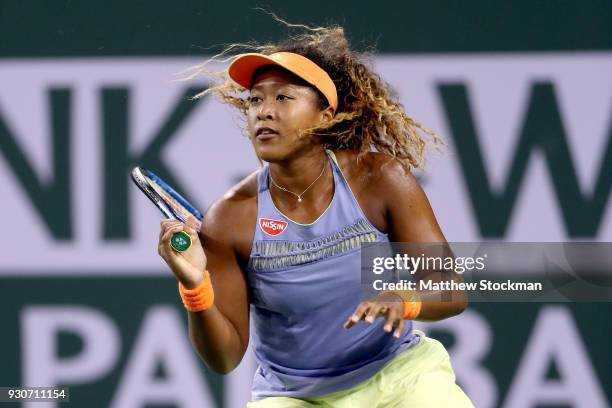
[{"x1": 268, "y1": 148, "x2": 331, "y2": 197}]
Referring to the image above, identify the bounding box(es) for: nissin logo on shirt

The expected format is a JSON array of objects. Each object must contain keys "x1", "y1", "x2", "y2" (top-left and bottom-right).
[{"x1": 259, "y1": 218, "x2": 288, "y2": 236}]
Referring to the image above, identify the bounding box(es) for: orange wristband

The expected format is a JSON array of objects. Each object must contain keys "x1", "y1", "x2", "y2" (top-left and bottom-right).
[
  {"x1": 178, "y1": 271, "x2": 214, "y2": 312},
  {"x1": 402, "y1": 296, "x2": 422, "y2": 320},
  {"x1": 384, "y1": 290, "x2": 422, "y2": 320}
]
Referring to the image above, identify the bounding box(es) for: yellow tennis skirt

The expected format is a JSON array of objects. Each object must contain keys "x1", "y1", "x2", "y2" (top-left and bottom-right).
[{"x1": 247, "y1": 330, "x2": 474, "y2": 408}]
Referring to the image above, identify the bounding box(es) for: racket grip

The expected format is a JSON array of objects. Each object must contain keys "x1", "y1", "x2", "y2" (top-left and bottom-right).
[{"x1": 171, "y1": 231, "x2": 192, "y2": 252}]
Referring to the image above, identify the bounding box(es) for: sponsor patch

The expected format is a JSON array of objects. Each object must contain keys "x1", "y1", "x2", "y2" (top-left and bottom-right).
[{"x1": 259, "y1": 218, "x2": 288, "y2": 236}]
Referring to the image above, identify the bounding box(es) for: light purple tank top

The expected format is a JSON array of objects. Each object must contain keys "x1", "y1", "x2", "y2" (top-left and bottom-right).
[{"x1": 247, "y1": 150, "x2": 419, "y2": 401}]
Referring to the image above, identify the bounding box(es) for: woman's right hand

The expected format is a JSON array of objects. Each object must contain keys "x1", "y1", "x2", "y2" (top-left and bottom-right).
[{"x1": 158, "y1": 216, "x2": 207, "y2": 288}]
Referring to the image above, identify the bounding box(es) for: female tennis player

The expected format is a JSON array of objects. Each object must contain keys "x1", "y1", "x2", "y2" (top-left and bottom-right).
[{"x1": 158, "y1": 22, "x2": 474, "y2": 407}]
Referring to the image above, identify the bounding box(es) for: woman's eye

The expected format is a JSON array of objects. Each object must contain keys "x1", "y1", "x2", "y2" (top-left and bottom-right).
[
  {"x1": 249, "y1": 96, "x2": 262, "y2": 104},
  {"x1": 276, "y1": 94, "x2": 290, "y2": 101}
]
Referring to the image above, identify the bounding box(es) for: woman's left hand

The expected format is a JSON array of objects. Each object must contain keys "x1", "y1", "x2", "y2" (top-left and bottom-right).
[{"x1": 343, "y1": 292, "x2": 405, "y2": 338}]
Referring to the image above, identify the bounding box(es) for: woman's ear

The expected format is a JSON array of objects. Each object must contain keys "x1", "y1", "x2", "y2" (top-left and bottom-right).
[{"x1": 319, "y1": 106, "x2": 334, "y2": 122}]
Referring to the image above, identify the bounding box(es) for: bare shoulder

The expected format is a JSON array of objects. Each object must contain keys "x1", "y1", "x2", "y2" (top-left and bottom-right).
[
  {"x1": 333, "y1": 150, "x2": 417, "y2": 192},
  {"x1": 334, "y1": 150, "x2": 442, "y2": 241},
  {"x1": 331, "y1": 150, "x2": 417, "y2": 233},
  {"x1": 201, "y1": 170, "x2": 259, "y2": 255}
]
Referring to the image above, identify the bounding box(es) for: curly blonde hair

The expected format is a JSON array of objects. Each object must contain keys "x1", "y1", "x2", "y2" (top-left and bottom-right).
[{"x1": 185, "y1": 17, "x2": 442, "y2": 170}]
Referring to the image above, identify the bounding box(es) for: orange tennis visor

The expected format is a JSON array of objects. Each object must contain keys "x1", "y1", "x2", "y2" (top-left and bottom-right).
[{"x1": 228, "y1": 52, "x2": 338, "y2": 112}]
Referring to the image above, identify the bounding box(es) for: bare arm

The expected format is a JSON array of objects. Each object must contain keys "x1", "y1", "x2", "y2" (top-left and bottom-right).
[
  {"x1": 383, "y1": 162, "x2": 468, "y2": 320},
  {"x1": 158, "y1": 198, "x2": 250, "y2": 374},
  {"x1": 344, "y1": 153, "x2": 467, "y2": 336}
]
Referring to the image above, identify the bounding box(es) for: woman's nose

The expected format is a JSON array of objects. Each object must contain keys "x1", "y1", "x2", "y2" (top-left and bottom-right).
[{"x1": 257, "y1": 100, "x2": 275, "y2": 120}]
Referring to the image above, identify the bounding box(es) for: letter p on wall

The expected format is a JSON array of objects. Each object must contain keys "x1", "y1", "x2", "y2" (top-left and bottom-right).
[{"x1": 21, "y1": 306, "x2": 120, "y2": 390}]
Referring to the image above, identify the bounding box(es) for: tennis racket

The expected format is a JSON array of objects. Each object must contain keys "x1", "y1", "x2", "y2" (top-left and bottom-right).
[{"x1": 131, "y1": 167, "x2": 203, "y2": 252}]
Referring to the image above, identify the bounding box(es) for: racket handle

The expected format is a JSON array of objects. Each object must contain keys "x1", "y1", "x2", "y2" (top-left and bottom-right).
[{"x1": 171, "y1": 231, "x2": 192, "y2": 252}]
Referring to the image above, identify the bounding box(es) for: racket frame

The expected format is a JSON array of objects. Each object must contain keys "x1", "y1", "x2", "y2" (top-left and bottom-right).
[{"x1": 131, "y1": 167, "x2": 203, "y2": 230}]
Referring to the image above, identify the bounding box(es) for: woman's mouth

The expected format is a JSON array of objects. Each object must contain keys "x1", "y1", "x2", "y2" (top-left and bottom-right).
[{"x1": 255, "y1": 127, "x2": 279, "y2": 141}]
